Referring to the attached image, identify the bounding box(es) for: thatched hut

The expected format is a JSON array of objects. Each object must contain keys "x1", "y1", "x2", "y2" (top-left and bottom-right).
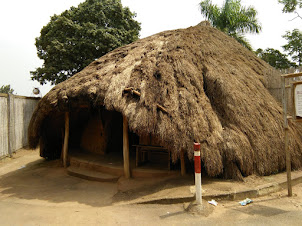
[{"x1": 28, "y1": 22, "x2": 302, "y2": 180}]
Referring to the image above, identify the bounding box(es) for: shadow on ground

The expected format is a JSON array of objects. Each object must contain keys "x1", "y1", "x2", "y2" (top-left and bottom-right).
[
  {"x1": 0, "y1": 158, "x2": 197, "y2": 207},
  {"x1": 0, "y1": 159, "x2": 117, "y2": 207}
]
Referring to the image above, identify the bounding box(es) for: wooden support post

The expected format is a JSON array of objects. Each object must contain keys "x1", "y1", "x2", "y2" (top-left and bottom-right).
[
  {"x1": 123, "y1": 115, "x2": 131, "y2": 178},
  {"x1": 40, "y1": 137, "x2": 45, "y2": 157},
  {"x1": 285, "y1": 127, "x2": 292, "y2": 196},
  {"x1": 281, "y1": 76, "x2": 292, "y2": 197},
  {"x1": 180, "y1": 149, "x2": 186, "y2": 176},
  {"x1": 63, "y1": 112, "x2": 69, "y2": 168},
  {"x1": 168, "y1": 150, "x2": 171, "y2": 170},
  {"x1": 135, "y1": 146, "x2": 139, "y2": 167}
]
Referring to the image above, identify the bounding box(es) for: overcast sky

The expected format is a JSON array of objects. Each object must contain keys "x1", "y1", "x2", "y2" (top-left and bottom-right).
[{"x1": 0, "y1": 0, "x2": 300, "y2": 96}]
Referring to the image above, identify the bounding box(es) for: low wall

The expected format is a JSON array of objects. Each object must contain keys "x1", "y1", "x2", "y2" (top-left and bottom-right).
[{"x1": 0, "y1": 94, "x2": 40, "y2": 159}]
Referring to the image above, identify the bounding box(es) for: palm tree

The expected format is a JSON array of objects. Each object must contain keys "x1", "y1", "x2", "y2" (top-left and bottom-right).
[{"x1": 200, "y1": 0, "x2": 261, "y2": 50}]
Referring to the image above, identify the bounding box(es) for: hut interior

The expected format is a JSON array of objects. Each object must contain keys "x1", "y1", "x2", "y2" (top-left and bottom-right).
[{"x1": 39, "y1": 105, "x2": 174, "y2": 171}]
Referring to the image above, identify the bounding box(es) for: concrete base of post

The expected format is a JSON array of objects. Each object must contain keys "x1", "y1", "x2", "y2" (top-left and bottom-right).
[{"x1": 185, "y1": 200, "x2": 214, "y2": 216}]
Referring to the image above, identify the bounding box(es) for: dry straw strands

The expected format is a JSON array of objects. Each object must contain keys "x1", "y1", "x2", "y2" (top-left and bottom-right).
[{"x1": 28, "y1": 22, "x2": 302, "y2": 180}]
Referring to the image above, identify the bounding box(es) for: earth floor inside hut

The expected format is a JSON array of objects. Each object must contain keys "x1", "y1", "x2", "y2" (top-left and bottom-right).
[{"x1": 68, "y1": 149, "x2": 179, "y2": 180}]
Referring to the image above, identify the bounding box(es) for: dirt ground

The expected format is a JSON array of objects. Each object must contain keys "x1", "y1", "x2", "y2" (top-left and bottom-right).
[{"x1": 1, "y1": 149, "x2": 302, "y2": 225}]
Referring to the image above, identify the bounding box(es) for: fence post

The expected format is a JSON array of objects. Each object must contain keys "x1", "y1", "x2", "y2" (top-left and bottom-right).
[
  {"x1": 194, "y1": 142, "x2": 202, "y2": 205},
  {"x1": 281, "y1": 76, "x2": 292, "y2": 197},
  {"x1": 7, "y1": 94, "x2": 11, "y2": 157},
  {"x1": 7, "y1": 94, "x2": 14, "y2": 157}
]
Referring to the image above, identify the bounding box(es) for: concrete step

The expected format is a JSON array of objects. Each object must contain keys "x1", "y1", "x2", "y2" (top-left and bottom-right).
[
  {"x1": 69, "y1": 154, "x2": 179, "y2": 179},
  {"x1": 67, "y1": 166, "x2": 120, "y2": 182},
  {"x1": 69, "y1": 156, "x2": 124, "y2": 176}
]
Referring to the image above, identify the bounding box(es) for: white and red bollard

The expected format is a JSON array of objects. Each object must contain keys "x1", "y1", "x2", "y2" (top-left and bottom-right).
[{"x1": 194, "y1": 142, "x2": 202, "y2": 205}]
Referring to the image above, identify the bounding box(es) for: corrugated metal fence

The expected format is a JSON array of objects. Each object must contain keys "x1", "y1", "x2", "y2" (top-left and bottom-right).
[{"x1": 0, "y1": 94, "x2": 40, "y2": 159}]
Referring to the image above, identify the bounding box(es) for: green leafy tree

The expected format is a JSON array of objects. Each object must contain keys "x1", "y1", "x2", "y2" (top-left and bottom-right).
[
  {"x1": 31, "y1": 0, "x2": 141, "y2": 85},
  {"x1": 255, "y1": 48, "x2": 296, "y2": 69},
  {"x1": 0, "y1": 85, "x2": 14, "y2": 94},
  {"x1": 282, "y1": 29, "x2": 302, "y2": 65},
  {"x1": 279, "y1": 0, "x2": 302, "y2": 20},
  {"x1": 279, "y1": 0, "x2": 302, "y2": 13},
  {"x1": 199, "y1": 0, "x2": 261, "y2": 50}
]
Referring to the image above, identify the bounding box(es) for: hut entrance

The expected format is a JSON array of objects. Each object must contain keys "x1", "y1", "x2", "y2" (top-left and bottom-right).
[
  {"x1": 63, "y1": 106, "x2": 176, "y2": 178},
  {"x1": 69, "y1": 107, "x2": 171, "y2": 170},
  {"x1": 69, "y1": 107, "x2": 124, "y2": 158},
  {"x1": 41, "y1": 106, "x2": 178, "y2": 177}
]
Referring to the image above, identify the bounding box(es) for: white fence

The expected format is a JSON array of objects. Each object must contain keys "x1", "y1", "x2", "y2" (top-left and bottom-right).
[{"x1": 0, "y1": 94, "x2": 40, "y2": 159}]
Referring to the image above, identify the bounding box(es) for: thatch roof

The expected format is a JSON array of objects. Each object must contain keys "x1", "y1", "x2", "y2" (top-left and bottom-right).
[{"x1": 28, "y1": 22, "x2": 302, "y2": 180}]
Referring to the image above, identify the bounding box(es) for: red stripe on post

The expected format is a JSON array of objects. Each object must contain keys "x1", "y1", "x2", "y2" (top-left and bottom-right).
[
  {"x1": 194, "y1": 155, "x2": 201, "y2": 173},
  {"x1": 194, "y1": 143, "x2": 201, "y2": 174}
]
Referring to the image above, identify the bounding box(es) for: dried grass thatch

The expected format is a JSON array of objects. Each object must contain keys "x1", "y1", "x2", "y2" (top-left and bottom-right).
[{"x1": 28, "y1": 22, "x2": 302, "y2": 180}]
